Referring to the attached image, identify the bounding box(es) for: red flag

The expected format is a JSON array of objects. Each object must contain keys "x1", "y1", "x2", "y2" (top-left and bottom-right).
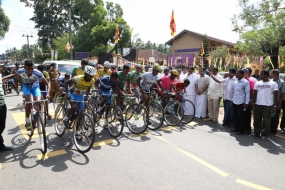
[
  {"x1": 115, "y1": 24, "x2": 120, "y2": 43},
  {"x1": 170, "y1": 10, "x2": 176, "y2": 37}
]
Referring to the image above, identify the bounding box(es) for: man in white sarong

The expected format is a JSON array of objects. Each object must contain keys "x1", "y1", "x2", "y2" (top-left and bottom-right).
[
  {"x1": 195, "y1": 67, "x2": 210, "y2": 118},
  {"x1": 184, "y1": 66, "x2": 197, "y2": 115}
]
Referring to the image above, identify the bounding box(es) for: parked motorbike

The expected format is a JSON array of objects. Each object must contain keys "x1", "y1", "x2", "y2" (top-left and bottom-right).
[{"x1": 2, "y1": 78, "x2": 15, "y2": 94}]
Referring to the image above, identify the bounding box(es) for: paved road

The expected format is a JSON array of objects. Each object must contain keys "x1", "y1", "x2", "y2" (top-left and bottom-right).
[{"x1": 1, "y1": 93, "x2": 285, "y2": 190}]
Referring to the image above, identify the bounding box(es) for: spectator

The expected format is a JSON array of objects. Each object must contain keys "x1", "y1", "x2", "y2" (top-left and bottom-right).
[
  {"x1": 211, "y1": 68, "x2": 237, "y2": 127},
  {"x1": 180, "y1": 65, "x2": 189, "y2": 81},
  {"x1": 269, "y1": 69, "x2": 284, "y2": 135},
  {"x1": 185, "y1": 67, "x2": 197, "y2": 109},
  {"x1": 231, "y1": 69, "x2": 250, "y2": 135},
  {"x1": 252, "y1": 70, "x2": 278, "y2": 140},
  {"x1": 0, "y1": 73, "x2": 13, "y2": 151},
  {"x1": 195, "y1": 67, "x2": 210, "y2": 118},
  {"x1": 252, "y1": 69, "x2": 260, "y2": 81},
  {"x1": 206, "y1": 67, "x2": 223, "y2": 123},
  {"x1": 243, "y1": 68, "x2": 255, "y2": 134}
]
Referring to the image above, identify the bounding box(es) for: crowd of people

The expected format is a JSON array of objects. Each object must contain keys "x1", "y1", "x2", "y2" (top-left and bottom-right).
[
  {"x1": 183, "y1": 65, "x2": 284, "y2": 140},
  {"x1": 0, "y1": 58, "x2": 284, "y2": 151}
]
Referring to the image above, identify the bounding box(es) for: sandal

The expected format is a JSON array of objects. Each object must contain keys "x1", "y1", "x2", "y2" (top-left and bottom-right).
[
  {"x1": 0, "y1": 146, "x2": 13, "y2": 151},
  {"x1": 47, "y1": 114, "x2": 52, "y2": 120}
]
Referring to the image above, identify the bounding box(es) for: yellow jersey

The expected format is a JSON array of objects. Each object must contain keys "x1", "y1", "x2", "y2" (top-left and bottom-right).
[
  {"x1": 94, "y1": 69, "x2": 111, "y2": 79},
  {"x1": 71, "y1": 75, "x2": 95, "y2": 95},
  {"x1": 72, "y1": 67, "x2": 85, "y2": 76}
]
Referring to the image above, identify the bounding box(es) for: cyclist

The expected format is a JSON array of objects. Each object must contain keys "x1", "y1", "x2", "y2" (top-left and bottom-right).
[
  {"x1": 4, "y1": 60, "x2": 50, "y2": 131},
  {"x1": 157, "y1": 69, "x2": 179, "y2": 107},
  {"x1": 56, "y1": 74, "x2": 71, "y2": 102},
  {"x1": 94, "y1": 61, "x2": 112, "y2": 80},
  {"x1": 117, "y1": 64, "x2": 131, "y2": 109},
  {"x1": 63, "y1": 66, "x2": 96, "y2": 129},
  {"x1": 129, "y1": 64, "x2": 143, "y2": 93},
  {"x1": 137, "y1": 64, "x2": 161, "y2": 106},
  {"x1": 95, "y1": 72, "x2": 120, "y2": 128},
  {"x1": 71, "y1": 59, "x2": 89, "y2": 78},
  {"x1": 38, "y1": 65, "x2": 52, "y2": 120},
  {"x1": 173, "y1": 79, "x2": 190, "y2": 101}
]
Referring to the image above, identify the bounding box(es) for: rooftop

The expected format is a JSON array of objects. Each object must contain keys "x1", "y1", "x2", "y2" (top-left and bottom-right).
[{"x1": 165, "y1": 29, "x2": 235, "y2": 46}]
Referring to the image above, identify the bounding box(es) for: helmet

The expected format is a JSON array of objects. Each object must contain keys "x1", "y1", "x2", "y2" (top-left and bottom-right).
[
  {"x1": 152, "y1": 64, "x2": 162, "y2": 72},
  {"x1": 84, "y1": 65, "x2": 96, "y2": 76},
  {"x1": 171, "y1": 69, "x2": 179, "y2": 76},
  {"x1": 104, "y1": 61, "x2": 110, "y2": 68}
]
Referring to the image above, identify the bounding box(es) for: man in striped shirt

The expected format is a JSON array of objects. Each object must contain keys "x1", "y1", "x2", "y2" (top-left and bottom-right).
[{"x1": 0, "y1": 74, "x2": 13, "y2": 151}]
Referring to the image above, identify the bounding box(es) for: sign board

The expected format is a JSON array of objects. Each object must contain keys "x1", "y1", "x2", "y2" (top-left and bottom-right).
[
  {"x1": 75, "y1": 52, "x2": 90, "y2": 60},
  {"x1": 175, "y1": 48, "x2": 201, "y2": 53},
  {"x1": 149, "y1": 57, "x2": 155, "y2": 62}
]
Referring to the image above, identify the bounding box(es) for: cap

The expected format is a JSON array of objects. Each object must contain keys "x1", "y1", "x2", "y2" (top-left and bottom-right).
[{"x1": 243, "y1": 68, "x2": 249, "y2": 73}]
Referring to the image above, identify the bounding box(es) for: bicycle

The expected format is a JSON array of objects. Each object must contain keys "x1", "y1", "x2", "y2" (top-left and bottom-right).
[
  {"x1": 91, "y1": 91, "x2": 124, "y2": 138},
  {"x1": 163, "y1": 91, "x2": 184, "y2": 126},
  {"x1": 54, "y1": 98, "x2": 95, "y2": 153},
  {"x1": 121, "y1": 93, "x2": 149, "y2": 134},
  {"x1": 143, "y1": 88, "x2": 164, "y2": 130},
  {"x1": 179, "y1": 93, "x2": 196, "y2": 124},
  {"x1": 25, "y1": 99, "x2": 49, "y2": 153}
]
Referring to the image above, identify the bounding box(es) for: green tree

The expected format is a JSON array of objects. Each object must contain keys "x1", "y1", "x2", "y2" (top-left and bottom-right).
[
  {"x1": 0, "y1": 6, "x2": 10, "y2": 40},
  {"x1": 232, "y1": 0, "x2": 285, "y2": 69},
  {"x1": 52, "y1": 33, "x2": 74, "y2": 60}
]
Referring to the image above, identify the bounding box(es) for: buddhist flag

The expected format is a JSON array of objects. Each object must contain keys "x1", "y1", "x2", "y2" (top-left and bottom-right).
[
  {"x1": 170, "y1": 10, "x2": 176, "y2": 37},
  {"x1": 115, "y1": 24, "x2": 120, "y2": 43},
  {"x1": 65, "y1": 42, "x2": 71, "y2": 52},
  {"x1": 32, "y1": 52, "x2": 35, "y2": 58},
  {"x1": 39, "y1": 48, "x2": 43, "y2": 55}
]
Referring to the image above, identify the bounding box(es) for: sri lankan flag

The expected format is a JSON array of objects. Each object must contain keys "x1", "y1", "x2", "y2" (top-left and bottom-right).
[
  {"x1": 115, "y1": 24, "x2": 120, "y2": 43},
  {"x1": 170, "y1": 10, "x2": 176, "y2": 37}
]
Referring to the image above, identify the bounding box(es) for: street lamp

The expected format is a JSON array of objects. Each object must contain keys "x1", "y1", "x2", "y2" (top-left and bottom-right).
[{"x1": 22, "y1": 34, "x2": 33, "y2": 58}]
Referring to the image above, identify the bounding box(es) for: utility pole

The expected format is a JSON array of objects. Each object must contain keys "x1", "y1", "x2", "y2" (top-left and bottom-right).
[
  {"x1": 68, "y1": 5, "x2": 73, "y2": 60},
  {"x1": 22, "y1": 34, "x2": 33, "y2": 58}
]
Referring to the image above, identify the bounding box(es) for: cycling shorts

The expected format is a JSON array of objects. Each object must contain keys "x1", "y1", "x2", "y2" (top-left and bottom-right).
[
  {"x1": 23, "y1": 85, "x2": 41, "y2": 97},
  {"x1": 101, "y1": 90, "x2": 111, "y2": 104},
  {"x1": 69, "y1": 92, "x2": 84, "y2": 110}
]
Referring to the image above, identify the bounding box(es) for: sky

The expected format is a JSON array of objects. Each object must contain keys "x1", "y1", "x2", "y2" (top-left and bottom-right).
[{"x1": 0, "y1": 0, "x2": 243, "y2": 54}]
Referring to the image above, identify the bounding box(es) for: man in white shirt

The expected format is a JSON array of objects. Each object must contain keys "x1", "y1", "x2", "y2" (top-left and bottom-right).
[
  {"x1": 252, "y1": 70, "x2": 278, "y2": 140},
  {"x1": 185, "y1": 67, "x2": 197, "y2": 114},
  {"x1": 180, "y1": 65, "x2": 189, "y2": 82},
  {"x1": 205, "y1": 67, "x2": 223, "y2": 123},
  {"x1": 195, "y1": 67, "x2": 210, "y2": 118},
  {"x1": 211, "y1": 68, "x2": 237, "y2": 127}
]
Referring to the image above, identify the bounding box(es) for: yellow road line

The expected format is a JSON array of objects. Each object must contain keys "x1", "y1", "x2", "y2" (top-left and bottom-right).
[
  {"x1": 37, "y1": 150, "x2": 67, "y2": 160},
  {"x1": 236, "y1": 179, "x2": 272, "y2": 190},
  {"x1": 130, "y1": 131, "x2": 150, "y2": 137},
  {"x1": 93, "y1": 139, "x2": 115, "y2": 147},
  {"x1": 161, "y1": 126, "x2": 178, "y2": 131},
  {"x1": 11, "y1": 112, "x2": 49, "y2": 140},
  {"x1": 0, "y1": 163, "x2": 2, "y2": 169},
  {"x1": 155, "y1": 136, "x2": 229, "y2": 177},
  {"x1": 188, "y1": 121, "x2": 197, "y2": 126},
  {"x1": 276, "y1": 134, "x2": 285, "y2": 139}
]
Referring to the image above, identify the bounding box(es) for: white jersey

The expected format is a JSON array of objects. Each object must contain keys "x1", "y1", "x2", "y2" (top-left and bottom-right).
[{"x1": 17, "y1": 68, "x2": 44, "y2": 88}]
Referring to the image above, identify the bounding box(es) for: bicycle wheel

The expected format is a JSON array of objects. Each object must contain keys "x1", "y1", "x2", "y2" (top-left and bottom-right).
[
  {"x1": 84, "y1": 104, "x2": 97, "y2": 126},
  {"x1": 181, "y1": 100, "x2": 195, "y2": 124},
  {"x1": 125, "y1": 104, "x2": 149, "y2": 134},
  {"x1": 164, "y1": 100, "x2": 184, "y2": 126},
  {"x1": 105, "y1": 105, "x2": 124, "y2": 138},
  {"x1": 73, "y1": 113, "x2": 95, "y2": 153},
  {"x1": 40, "y1": 101, "x2": 47, "y2": 127},
  {"x1": 54, "y1": 104, "x2": 66, "y2": 137},
  {"x1": 147, "y1": 102, "x2": 164, "y2": 130},
  {"x1": 36, "y1": 113, "x2": 47, "y2": 153},
  {"x1": 53, "y1": 92, "x2": 58, "y2": 111}
]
